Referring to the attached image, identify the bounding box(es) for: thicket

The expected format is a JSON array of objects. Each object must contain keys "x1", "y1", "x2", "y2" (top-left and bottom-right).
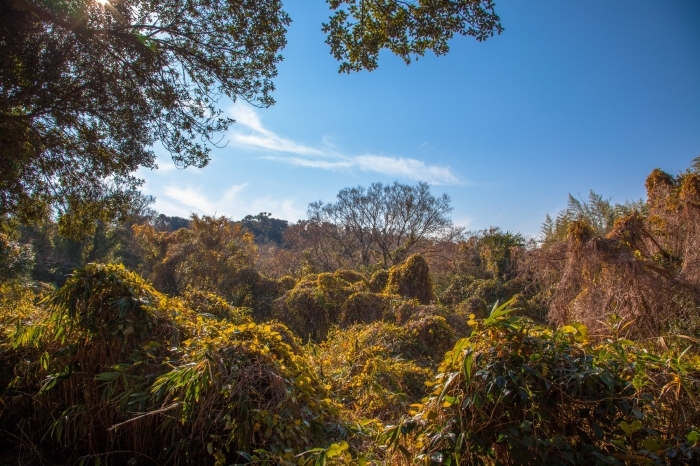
[{"x1": 2, "y1": 167, "x2": 700, "y2": 464}]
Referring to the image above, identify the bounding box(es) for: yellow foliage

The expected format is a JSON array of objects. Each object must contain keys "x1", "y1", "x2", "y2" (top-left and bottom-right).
[
  {"x1": 384, "y1": 254, "x2": 434, "y2": 304},
  {"x1": 368, "y1": 268, "x2": 389, "y2": 292},
  {"x1": 339, "y1": 292, "x2": 392, "y2": 327},
  {"x1": 315, "y1": 322, "x2": 434, "y2": 422},
  {"x1": 0, "y1": 263, "x2": 342, "y2": 464},
  {"x1": 274, "y1": 272, "x2": 363, "y2": 341}
]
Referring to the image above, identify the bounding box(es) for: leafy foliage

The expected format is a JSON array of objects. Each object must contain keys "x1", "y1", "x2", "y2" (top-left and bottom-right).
[
  {"x1": 324, "y1": 0, "x2": 503, "y2": 73},
  {"x1": 0, "y1": 232, "x2": 34, "y2": 282},
  {"x1": 2, "y1": 169, "x2": 700, "y2": 464},
  {"x1": 382, "y1": 301, "x2": 700, "y2": 465},
  {"x1": 0, "y1": 0, "x2": 289, "y2": 231},
  {"x1": 241, "y1": 212, "x2": 289, "y2": 245},
  {"x1": 274, "y1": 272, "x2": 363, "y2": 341},
  {"x1": 385, "y1": 254, "x2": 434, "y2": 304},
  {"x1": 0, "y1": 264, "x2": 343, "y2": 464},
  {"x1": 541, "y1": 191, "x2": 645, "y2": 244},
  {"x1": 315, "y1": 322, "x2": 435, "y2": 423},
  {"x1": 134, "y1": 214, "x2": 258, "y2": 298}
]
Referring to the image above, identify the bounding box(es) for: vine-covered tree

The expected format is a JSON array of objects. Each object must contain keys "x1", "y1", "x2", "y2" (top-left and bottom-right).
[{"x1": 133, "y1": 214, "x2": 257, "y2": 298}]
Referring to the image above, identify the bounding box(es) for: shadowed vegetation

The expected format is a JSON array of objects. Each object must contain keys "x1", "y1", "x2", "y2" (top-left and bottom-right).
[{"x1": 2, "y1": 168, "x2": 700, "y2": 464}]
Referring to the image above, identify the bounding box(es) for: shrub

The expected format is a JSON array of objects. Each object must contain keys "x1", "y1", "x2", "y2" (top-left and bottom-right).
[
  {"x1": 181, "y1": 288, "x2": 251, "y2": 324},
  {"x1": 277, "y1": 275, "x2": 297, "y2": 291},
  {"x1": 315, "y1": 322, "x2": 434, "y2": 422},
  {"x1": 273, "y1": 272, "x2": 357, "y2": 341},
  {"x1": 339, "y1": 292, "x2": 391, "y2": 327},
  {"x1": 385, "y1": 254, "x2": 434, "y2": 304},
  {"x1": 406, "y1": 313, "x2": 457, "y2": 361},
  {"x1": 369, "y1": 269, "x2": 389, "y2": 293},
  {"x1": 333, "y1": 269, "x2": 368, "y2": 285},
  {"x1": 0, "y1": 264, "x2": 342, "y2": 465},
  {"x1": 381, "y1": 301, "x2": 700, "y2": 465}
]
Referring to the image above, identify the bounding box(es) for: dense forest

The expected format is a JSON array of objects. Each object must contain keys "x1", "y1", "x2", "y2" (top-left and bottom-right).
[{"x1": 1, "y1": 164, "x2": 700, "y2": 465}]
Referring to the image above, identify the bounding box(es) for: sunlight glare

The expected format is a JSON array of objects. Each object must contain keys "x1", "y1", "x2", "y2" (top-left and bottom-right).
[{"x1": 96, "y1": 0, "x2": 109, "y2": 5}]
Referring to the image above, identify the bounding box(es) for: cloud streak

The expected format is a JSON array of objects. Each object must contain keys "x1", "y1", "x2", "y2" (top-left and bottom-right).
[
  {"x1": 230, "y1": 103, "x2": 462, "y2": 185},
  {"x1": 155, "y1": 183, "x2": 304, "y2": 221},
  {"x1": 159, "y1": 184, "x2": 248, "y2": 215}
]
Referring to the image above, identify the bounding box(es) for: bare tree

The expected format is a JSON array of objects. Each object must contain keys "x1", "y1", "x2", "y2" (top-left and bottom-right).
[{"x1": 309, "y1": 182, "x2": 453, "y2": 267}]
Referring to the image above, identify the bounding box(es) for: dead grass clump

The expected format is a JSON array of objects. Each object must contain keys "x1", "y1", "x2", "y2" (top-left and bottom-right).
[
  {"x1": 548, "y1": 218, "x2": 698, "y2": 337},
  {"x1": 677, "y1": 173, "x2": 700, "y2": 286},
  {"x1": 645, "y1": 170, "x2": 700, "y2": 282},
  {"x1": 0, "y1": 263, "x2": 340, "y2": 465},
  {"x1": 385, "y1": 254, "x2": 434, "y2": 304}
]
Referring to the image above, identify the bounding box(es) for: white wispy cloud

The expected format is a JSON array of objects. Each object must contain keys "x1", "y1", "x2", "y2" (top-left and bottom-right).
[
  {"x1": 259, "y1": 155, "x2": 353, "y2": 170},
  {"x1": 163, "y1": 186, "x2": 218, "y2": 213},
  {"x1": 229, "y1": 103, "x2": 462, "y2": 185},
  {"x1": 155, "y1": 183, "x2": 303, "y2": 221},
  {"x1": 354, "y1": 155, "x2": 460, "y2": 184},
  {"x1": 454, "y1": 215, "x2": 474, "y2": 229},
  {"x1": 232, "y1": 105, "x2": 325, "y2": 156}
]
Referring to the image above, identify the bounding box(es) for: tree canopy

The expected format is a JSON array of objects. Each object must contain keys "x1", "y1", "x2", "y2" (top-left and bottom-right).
[
  {"x1": 1, "y1": 0, "x2": 288, "y2": 232},
  {"x1": 325, "y1": 0, "x2": 503, "y2": 73},
  {"x1": 309, "y1": 181, "x2": 454, "y2": 267},
  {"x1": 0, "y1": 0, "x2": 502, "y2": 235}
]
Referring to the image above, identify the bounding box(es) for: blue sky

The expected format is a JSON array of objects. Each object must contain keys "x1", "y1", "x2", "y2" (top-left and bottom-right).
[{"x1": 139, "y1": 0, "x2": 700, "y2": 236}]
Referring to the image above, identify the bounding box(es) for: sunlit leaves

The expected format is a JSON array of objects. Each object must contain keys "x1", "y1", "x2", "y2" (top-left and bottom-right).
[{"x1": 324, "y1": 0, "x2": 503, "y2": 73}]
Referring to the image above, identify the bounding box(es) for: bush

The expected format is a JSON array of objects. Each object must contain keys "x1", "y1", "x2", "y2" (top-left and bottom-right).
[
  {"x1": 181, "y1": 288, "x2": 251, "y2": 324},
  {"x1": 277, "y1": 275, "x2": 297, "y2": 291},
  {"x1": 339, "y1": 292, "x2": 391, "y2": 327},
  {"x1": 0, "y1": 264, "x2": 343, "y2": 465},
  {"x1": 369, "y1": 269, "x2": 389, "y2": 293},
  {"x1": 385, "y1": 254, "x2": 434, "y2": 304},
  {"x1": 0, "y1": 233, "x2": 34, "y2": 282},
  {"x1": 381, "y1": 301, "x2": 700, "y2": 465},
  {"x1": 315, "y1": 322, "x2": 434, "y2": 422},
  {"x1": 406, "y1": 313, "x2": 457, "y2": 361},
  {"x1": 333, "y1": 269, "x2": 368, "y2": 285},
  {"x1": 273, "y1": 272, "x2": 359, "y2": 341}
]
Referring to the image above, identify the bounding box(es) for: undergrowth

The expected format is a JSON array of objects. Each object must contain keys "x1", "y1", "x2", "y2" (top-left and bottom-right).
[{"x1": 1, "y1": 260, "x2": 700, "y2": 465}]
